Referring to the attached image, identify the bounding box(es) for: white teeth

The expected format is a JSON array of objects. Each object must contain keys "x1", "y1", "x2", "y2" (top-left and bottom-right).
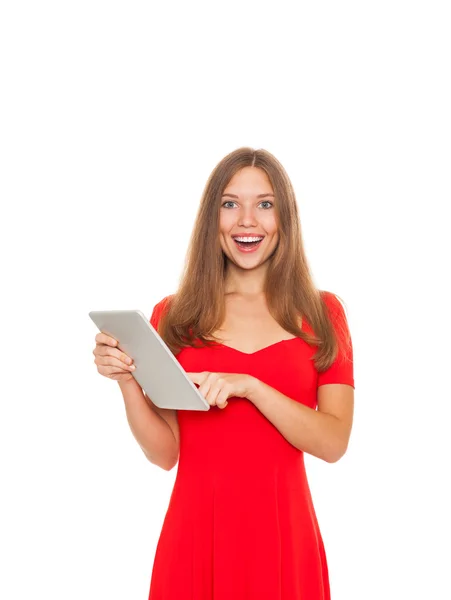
[{"x1": 233, "y1": 236, "x2": 263, "y2": 242}]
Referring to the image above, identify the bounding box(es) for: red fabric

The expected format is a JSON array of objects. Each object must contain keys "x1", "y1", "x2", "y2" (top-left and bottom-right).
[{"x1": 148, "y1": 292, "x2": 354, "y2": 600}]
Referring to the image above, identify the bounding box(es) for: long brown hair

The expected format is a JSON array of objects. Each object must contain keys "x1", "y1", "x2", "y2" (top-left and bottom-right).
[{"x1": 157, "y1": 147, "x2": 352, "y2": 372}]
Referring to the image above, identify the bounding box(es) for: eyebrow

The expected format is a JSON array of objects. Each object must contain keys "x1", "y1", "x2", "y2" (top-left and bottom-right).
[{"x1": 221, "y1": 193, "x2": 275, "y2": 199}]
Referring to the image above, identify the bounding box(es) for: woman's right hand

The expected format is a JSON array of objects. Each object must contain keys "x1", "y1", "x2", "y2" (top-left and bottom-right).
[{"x1": 93, "y1": 333, "x2": 136, "y2": 382}]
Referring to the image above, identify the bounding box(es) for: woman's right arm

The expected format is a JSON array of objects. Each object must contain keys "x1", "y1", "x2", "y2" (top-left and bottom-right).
[{"x1": 118, "y1": 378, "x2": 179, "y2": 471}]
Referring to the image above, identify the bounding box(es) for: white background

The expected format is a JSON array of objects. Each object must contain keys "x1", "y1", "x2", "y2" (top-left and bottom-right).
[{"x1": 1, "y1": 1, "x2": 450, "y2": 598}]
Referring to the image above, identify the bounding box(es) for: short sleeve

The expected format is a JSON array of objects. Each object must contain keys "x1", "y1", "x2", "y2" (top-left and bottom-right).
[
  {"x1": 317, "y1": 292, "x2": 355, "y2": 389},
  {"x1": 150, "y1": 295, "x2": 172, "y2": 331}
]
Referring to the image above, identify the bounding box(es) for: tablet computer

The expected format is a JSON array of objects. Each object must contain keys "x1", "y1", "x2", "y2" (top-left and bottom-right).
[{"x1": 89, "y1": 309, "x2": 210, "y2": 411}]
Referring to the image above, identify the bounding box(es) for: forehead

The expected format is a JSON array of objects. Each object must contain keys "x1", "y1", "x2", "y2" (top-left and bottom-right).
[{"x1": 223, "y1": 167, "x2": 273, "y2": 194}]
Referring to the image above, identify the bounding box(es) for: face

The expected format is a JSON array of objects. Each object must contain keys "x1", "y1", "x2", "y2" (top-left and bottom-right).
[{"x1": 219, "y1": 166, "x2": 279, "y2": 268}]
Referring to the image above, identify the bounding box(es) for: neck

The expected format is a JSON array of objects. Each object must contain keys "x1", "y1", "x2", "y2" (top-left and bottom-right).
[{"x1": 224, "y1": 261, "x2": 268, "y2": 296}]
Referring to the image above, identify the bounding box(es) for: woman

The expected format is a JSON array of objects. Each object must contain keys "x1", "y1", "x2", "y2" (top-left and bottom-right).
[{"x1": 93, "y1": 147, "x2": 355, "y2": 599}]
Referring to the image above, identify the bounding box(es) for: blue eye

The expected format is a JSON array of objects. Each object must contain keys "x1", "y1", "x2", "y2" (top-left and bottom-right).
[{"x1": 221, "y1": 201, "x2": 274, "y2": 209}]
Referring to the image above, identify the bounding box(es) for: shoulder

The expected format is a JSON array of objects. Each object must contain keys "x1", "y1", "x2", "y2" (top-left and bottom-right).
[
  {"x1": 319, "y1": 290, "x2": 352, "y2": 342},
  {"x1": 153, "y1": 294, "x2": 175, "y2": 312},
  {"x1": 320, "y1": 290, "x2": 347, "y2": 320},
  {"x1": 320, "y1": 289, "x2": 342, "y2": 308},
  {"x1": 150, "y1": 294, "x2": 175, "y2": 329}
]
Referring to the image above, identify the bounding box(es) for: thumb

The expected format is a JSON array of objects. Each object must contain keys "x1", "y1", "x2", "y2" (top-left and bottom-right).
[{"x1": 186, "y1": 372, "x2": 199, "y2": 384}]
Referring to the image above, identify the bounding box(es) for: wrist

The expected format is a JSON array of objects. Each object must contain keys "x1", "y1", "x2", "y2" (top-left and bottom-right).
[
  {"x1": 246, "y1": 376, "x2": 263, "y2": 404},
  {"x1": 118, "y1": 377, "x2": 142, "y2": 394}
]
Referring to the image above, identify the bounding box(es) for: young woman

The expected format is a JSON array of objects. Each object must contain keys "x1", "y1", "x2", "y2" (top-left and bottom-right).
[{"x1": 93, "y1": 147, "x2": 355, "y2": 599}]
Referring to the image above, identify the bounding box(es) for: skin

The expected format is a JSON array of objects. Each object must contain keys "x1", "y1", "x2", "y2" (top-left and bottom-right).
[
  {"x1": 93, "y1": 333, "x2": 135, "y2": 380},
  {"x1": 218, "y1": 165, "x2": 279, "y2": 295},
  {"x1": 188, "y1": 166, "x2": 278, "y2": 408},
  {"x1": 186, "y1": 166, "x2": 354, "y2": 463},
  {"x1": 93, "y1": 166, "x2": 354, "y2": 464}
]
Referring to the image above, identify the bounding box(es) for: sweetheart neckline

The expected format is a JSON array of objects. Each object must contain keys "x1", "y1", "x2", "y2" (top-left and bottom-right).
[{"x1": 212, "y1": 337, "x2": 300, "y2": 356}]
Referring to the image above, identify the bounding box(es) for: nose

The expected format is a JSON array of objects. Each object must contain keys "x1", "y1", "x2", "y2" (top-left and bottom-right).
[{"x1": 237, "y1": 205, "x2": 258, "y2": 227}]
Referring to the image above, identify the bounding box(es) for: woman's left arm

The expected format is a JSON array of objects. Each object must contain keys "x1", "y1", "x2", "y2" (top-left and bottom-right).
[
  {"x1": 187, "y1": 371, "x2": 354, "y2": 463},
  {"x1": 247, "y1": 377, "x2": 354, "y2": 463},
  {"x1": 247, "y1": 294, "x2": 355, "y2": 462}
]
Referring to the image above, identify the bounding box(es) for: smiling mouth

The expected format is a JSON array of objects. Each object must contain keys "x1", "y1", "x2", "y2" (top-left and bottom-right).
[
  {"x1": 232, "y1": 236, "x2": 264, "y2": 251},
  {"x1": 235, "y1": 240, "x2": 262, "y2": 249}
]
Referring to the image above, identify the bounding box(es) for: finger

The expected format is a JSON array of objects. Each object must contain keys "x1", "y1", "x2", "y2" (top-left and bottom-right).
[
  {"x1": 95, "y1": 345, "x2": 134, "y2": 366},
  {"x1": 186, "y1": 372, "x2": 200, "y2": 384},
  {"x1": 187, "y1": 372, "x2": 209, "y2": 385},
  {"x1": 95, "y1": 355, "x2": 136, "y2": 372},
  {"x1": 198, "y1": 372, "x2": 217, "y2": 402},
  {"x1": 95, "y1": 332, "x2": 118, "y2": 347},
  {"x1": 113, "y1": 348, "x2": 134, "y2": 365},
  {"x1": 207, "y1": 378, "x2": 225, "y2": 406},
  {"x1": 200, "y1": 380, "x2": 214, "y2": 404},
  {"x1": 216, "y1": 388, "x2": 230, "y2": 409},
  {"x1": 102, "y1": 365, "x2": 135, "y2": 380}
]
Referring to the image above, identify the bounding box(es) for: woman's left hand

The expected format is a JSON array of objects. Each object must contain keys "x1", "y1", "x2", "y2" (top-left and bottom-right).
[{"x1": 186, "y1": 372, "x2": 256, "y2": 409}]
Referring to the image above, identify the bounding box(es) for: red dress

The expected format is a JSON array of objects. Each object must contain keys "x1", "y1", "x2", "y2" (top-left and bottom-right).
[{"x1": 147, "y1": 292, "x2": 354, "y2": 600}]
